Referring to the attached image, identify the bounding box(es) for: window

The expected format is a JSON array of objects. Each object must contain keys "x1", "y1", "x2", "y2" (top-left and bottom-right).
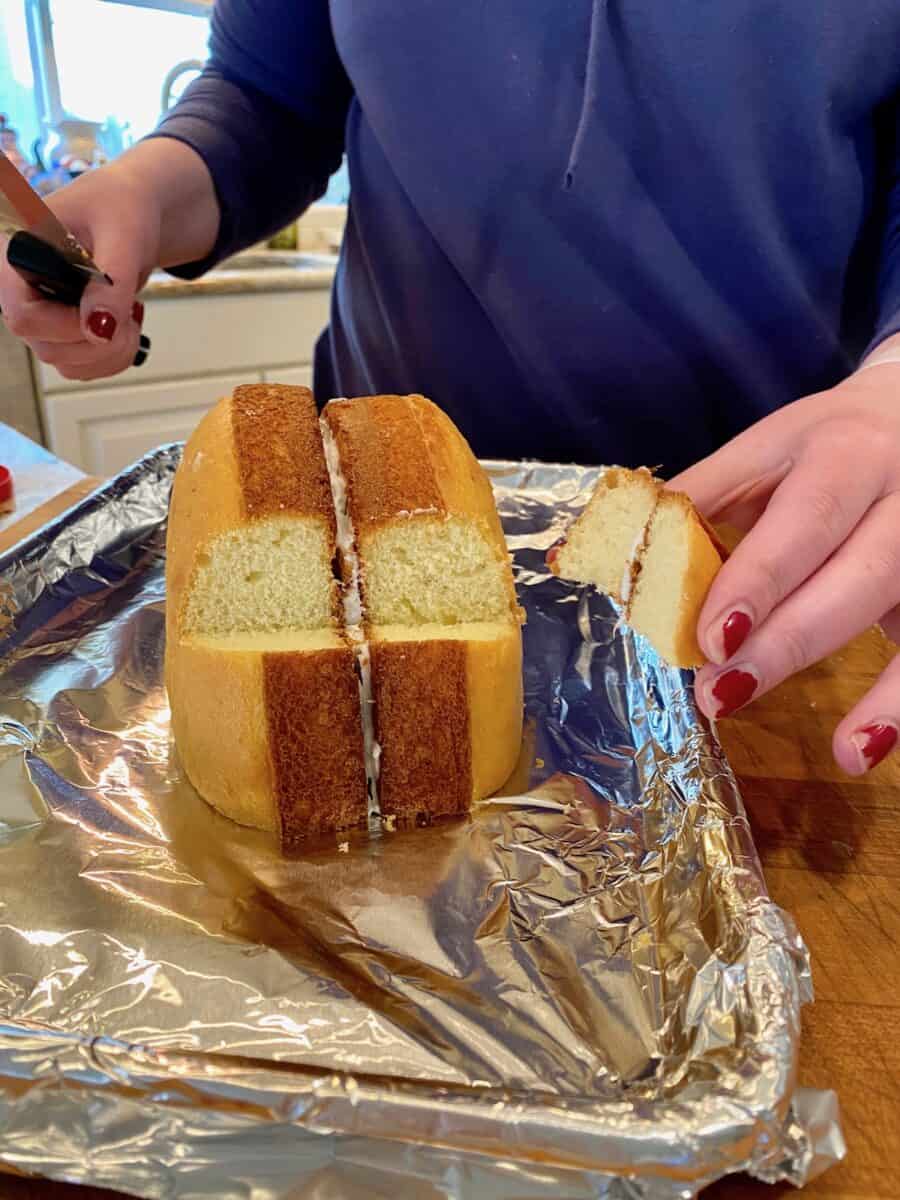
[
  {"x1": 47, "y1": 0, "x2": 209, "y2": 142},
  {"x1": 0, "y1": 0, "x2": 347, "y2": 205},
  {"x1": 0, "y1": 0, "x2": 209, "y2": 168},
  {"x1": 0, "y1": 0, "x2": 40, "y2": 158}
]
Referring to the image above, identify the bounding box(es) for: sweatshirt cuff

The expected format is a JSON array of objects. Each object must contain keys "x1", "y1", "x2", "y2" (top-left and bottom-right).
[{"x1": 143, "y1": 121, "x2": 246, "y2": 279}]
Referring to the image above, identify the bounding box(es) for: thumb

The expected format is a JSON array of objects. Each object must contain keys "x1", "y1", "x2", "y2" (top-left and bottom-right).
[
  {"x1": 79, "y1": 221, "x2": 147, "y2": 348},
  {"x1": 666, "y1": 414, "x2": 796, "y2": 531}
]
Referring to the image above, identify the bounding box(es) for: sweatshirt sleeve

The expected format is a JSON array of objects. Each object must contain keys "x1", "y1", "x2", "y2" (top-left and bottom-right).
[
  {"x1": 147, "y1": 0, "x2": 352, "y2": 277},
  {"x1": 862, "y1": 97, "x2": 900, "y2": 359}
]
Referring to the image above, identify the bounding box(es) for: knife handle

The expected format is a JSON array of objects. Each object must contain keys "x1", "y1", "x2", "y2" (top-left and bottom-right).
[{"x1": 6, "y1": 231, "x2": 151, "y2": 366}]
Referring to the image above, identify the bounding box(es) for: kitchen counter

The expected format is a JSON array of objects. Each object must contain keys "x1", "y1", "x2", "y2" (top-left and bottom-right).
[
  {"x1": 0, "y1": 428, "x2": 896, "y2": 1197},
  {"x1": 0, "y1": 422, "x2": 94, "y2": 551},
  {"x1": 141, "y1": 249, "x2": 338, "y2": 299}
]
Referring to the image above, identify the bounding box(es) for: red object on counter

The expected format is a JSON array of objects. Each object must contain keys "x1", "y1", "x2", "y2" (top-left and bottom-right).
[{"x1": 0, "y1": 465, "x2": 15, "y2": 513}]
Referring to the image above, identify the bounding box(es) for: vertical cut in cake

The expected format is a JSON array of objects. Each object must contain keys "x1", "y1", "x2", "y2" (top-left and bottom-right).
[{"x1": 321, "y1": 394, "x2": 523, "y2": 822}]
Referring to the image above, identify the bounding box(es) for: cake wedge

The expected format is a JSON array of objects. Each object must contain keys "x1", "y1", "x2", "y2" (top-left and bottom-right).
[
  {"x1": 321, "y1": 394, "x2": 524, "y2": 822},
  {"x1": 548, "y1": 468, "x2": 724, "y2": 668},
  {"x1": 165, "y1": 384, "x2": 368, "y2": 846}
]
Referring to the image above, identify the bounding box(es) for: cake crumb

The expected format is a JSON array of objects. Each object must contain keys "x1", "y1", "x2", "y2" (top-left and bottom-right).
[
  {"x1": 338, "y1": 841, "x2": 349, "y2": 853},
  {"x1": 535, "y1": 757, "x2": 545, "y2": 768},
  {"x1": 383, "y1": 814, "x2": 396, "y2": 832}
]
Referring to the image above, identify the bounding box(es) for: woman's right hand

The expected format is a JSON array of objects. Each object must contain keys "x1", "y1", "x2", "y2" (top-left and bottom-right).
[
  {"x1": 0, "y1": 137, "x2": 220, "y2": 383},
  {"x1": 0, "y1": 156, "x2": 164, "y2": 382}
]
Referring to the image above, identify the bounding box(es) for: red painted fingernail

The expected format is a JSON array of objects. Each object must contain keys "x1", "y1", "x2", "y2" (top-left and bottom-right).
[
  {"x1": 851, "y1": 722, "x2": 898, "y2": 771},
  {"x1": 546, "y1": 543, "x2": 560, "y2": 570},
  {"x1": 722, "y1": 610, "x2": 752, "y2": 658},
  {"x1": 87, "y1": 310, "x2": 116, "y2": 340},
  {"x1": 711, "y1": 667, "x2": 757, "y2": 718},
  {"x1": 132, "y1": 301, "x2": 144, "y2": 325},
  {"x1": 0, "y1": 464, "x2": 14, "y2": 511}
]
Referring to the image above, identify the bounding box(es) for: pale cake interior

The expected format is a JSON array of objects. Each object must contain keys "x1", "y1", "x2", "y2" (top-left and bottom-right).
[
  {"x1": 362, "y1": 517, "x2": 512, "y2": 625},
  {"x1": 187, "y1": 629, "x2": 345, "y2": 652},
  {"x1": 626, "y1": 494, "x2": 694, "y2": 663},
  {"x1": 554, "y1": 468, "x2": 658, "y2": 600},
  {"x1": 181, "y1": 516, "x2": 336, "y2": 636},
  {"x1": 372, "y1": 620, "x2": 513, "y2": 643}
]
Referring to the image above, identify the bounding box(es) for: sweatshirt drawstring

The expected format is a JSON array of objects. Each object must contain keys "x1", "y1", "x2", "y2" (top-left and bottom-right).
[{"x1": 565, "y1": 0, "x2": 606, "y2": 190}]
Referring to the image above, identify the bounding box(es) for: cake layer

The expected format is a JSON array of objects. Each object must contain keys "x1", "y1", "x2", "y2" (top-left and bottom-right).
[
  {"x1": 371, "y1": 621, "x2": 523, "y2": 821},
  {"x1": 323, "y1": 395, "x2": 519, "y2": 627},
  {"x1": 167, "y1": 384, "x2": 340, "y2": 639},
  {"x1": 169, "y1": 638, "x2": 367, "y2": 843},
  {"x1": 185, "y1": 629, "x2": 347, "y2": 652}
]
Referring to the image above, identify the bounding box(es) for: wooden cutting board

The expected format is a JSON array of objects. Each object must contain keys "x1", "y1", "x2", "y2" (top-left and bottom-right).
[
  {"x1": 702, "y1": 624, "x2": 900, "y2": 1198},
  {"x1": 0, "y1": 492, "x2": 896, "y2": 1198}
]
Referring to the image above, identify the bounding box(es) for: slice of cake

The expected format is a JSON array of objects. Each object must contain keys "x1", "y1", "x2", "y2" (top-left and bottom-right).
[
  {"x1": 548, "y1": 467, "x2": 658, "y2": 604},
  {"x1": 165, "y1": 384, "x2": 368, "y2": 846},
  {"x1": 628, "y1": 490, "x2": 724, "y2": 667},
  {"x1": 322, "y1": 394, "x2": 524, "y2": 822},
  {"x1": 549, "y1": 468, "x2": 724, "y2": 668}
]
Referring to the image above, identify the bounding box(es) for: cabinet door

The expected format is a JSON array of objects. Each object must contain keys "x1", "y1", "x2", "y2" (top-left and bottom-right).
[
  {"x1": 42, "y1": 372, "x2": 259, "y2": 475},
  {"x1": 37, "y1": 289, "x2": 331, "y2": 393},
  {"x1": 261, "y1": 365, "x2": 313, "y2": 388}
]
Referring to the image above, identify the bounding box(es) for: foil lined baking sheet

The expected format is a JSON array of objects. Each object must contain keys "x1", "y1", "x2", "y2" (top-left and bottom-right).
[{"x1": 0, "y1": 448, "x2": 844, "y2": 1198}]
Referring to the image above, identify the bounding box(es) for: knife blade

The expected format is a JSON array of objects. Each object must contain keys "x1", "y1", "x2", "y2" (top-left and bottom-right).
[
  {"x1": 0, "y1": 150, "x2": 150, "y2": 365},
  {"x1": 0, "y1": 149, "x2": 107, "y2": 279}
]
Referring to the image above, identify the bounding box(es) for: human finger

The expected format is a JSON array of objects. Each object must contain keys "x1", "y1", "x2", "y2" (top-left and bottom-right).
[
  {"x1": 832, "y1": 654, "x2": 900, "y2": 775},
  {"x1": 694, "y1": 491, "x2": 900, "y2": 719},
  {"x1": 696, "y1": 451, "x2": 881, "y2": 664}
]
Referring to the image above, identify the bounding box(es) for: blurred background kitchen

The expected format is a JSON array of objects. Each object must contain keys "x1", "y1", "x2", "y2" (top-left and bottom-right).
[{"x1": 0, "y1": 0, "x2": 349, "y2": 473}]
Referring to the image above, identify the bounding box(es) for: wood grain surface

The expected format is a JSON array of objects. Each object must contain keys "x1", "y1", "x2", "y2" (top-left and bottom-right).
[{"x1": 0, "y1": 492, "x2": 897, "y2": 1198}]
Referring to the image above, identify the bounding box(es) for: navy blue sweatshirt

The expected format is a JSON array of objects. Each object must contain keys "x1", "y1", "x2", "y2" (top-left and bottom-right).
[{"x1": 154, "y1": 1, "x2": 900, "y2": 474}]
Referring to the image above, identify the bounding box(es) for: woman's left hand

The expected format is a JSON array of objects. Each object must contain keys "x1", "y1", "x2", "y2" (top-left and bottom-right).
[{"x1": 668, "y1": 346, "x2": 900, "y2": 775}]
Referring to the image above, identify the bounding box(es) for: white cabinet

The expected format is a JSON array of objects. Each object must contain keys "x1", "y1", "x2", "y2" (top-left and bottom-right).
[
  {"x1": 42, "y1": 372, "x2": 258, "y2": 477},
  {"x1": 261, "y1": 365, "x2": 313, "y2": 388},
  {"x1": 37, "y1": 283, "x2": 331, "y2": 473}
]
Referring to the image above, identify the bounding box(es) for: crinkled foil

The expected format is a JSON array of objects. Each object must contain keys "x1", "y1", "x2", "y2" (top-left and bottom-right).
[{"x1": 0, "y1": 448, "x2": 844, "y2": 1198}]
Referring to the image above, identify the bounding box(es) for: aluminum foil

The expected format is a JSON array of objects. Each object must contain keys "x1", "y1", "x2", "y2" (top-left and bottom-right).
[{"x1": 0, "y1": 447, "x2": 844, "y2": 1198}]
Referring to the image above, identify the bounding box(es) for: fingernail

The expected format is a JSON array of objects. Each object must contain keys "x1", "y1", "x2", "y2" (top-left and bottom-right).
[
  {"x1": 722, "y1": 609, "x2": 752, "y2": 659},
  {"x1": 132, "y1": 301, "x2": 144, "y2": 325},
  {"x1": 709, "y1": 666, "x2": 758, "y2": 718},
  {"x1": 850, "y1": 722, "x2": 898, "y2": 772},
  {"x1": 87, "y1": 310, "x2": 116, "y2": 341}
]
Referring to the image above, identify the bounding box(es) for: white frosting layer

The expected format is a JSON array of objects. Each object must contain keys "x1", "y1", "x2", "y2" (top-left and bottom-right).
[
  {"x1": 320, "y1": 411, "x2": 381, "y2": 815},
  {"x1": 320, "y1": 414, "x2": 363, "y2": 630}
]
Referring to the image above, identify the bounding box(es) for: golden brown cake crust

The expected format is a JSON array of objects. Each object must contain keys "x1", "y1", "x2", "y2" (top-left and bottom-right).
[
  {"x1": 693, "y1": 505, "x2": 731, "y2": 563},
  {"x1": 371, "y1": 638, "x2": 472, "y2": 820},
  {"x1": 325, "y1": 395, "x2": 445, "y2": 527},
  {"x1": 231, "y1": 383, "x2": 335, "y2": 528},
  {"x1": 664, "y1": 492, "x2": 724, "y2": 668},
  {"x1": 166, "y1": 639, "x2": 276, "y2": 831},
  {"x1": 264, "y1": 645, "x2": 368, "y2": 848}
]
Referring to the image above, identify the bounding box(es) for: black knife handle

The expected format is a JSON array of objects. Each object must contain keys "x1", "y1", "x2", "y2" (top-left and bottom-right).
[
  {"x1": 7, "y1": 229, "x2": 91, "y2": 305},
  {"x1": 5, "y1": 230, "x2": 151, "y2": 366}
]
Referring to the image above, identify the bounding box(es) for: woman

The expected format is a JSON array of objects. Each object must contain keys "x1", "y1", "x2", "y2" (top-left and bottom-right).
[{"x1": 3, "y1": 0, "x2": 900, "y2": 771}]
